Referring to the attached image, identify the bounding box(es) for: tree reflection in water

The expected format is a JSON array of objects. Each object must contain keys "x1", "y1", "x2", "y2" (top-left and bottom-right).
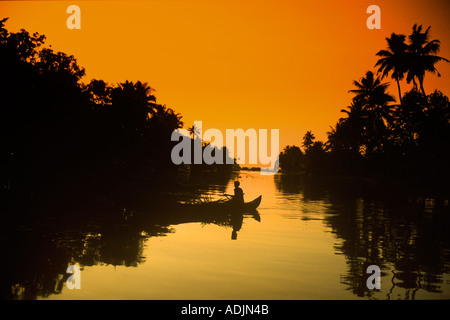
[
  {"x1": 0, "y1": 172, "x2": 262, "y2": 300},
  {"x1": 275, "y1": 173, "x2": 450, "y2": 299}
]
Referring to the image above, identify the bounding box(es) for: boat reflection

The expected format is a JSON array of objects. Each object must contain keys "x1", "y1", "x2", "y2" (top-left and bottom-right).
[{"x1": 0, "y1": 198, "x2": 260, "y2": 299}]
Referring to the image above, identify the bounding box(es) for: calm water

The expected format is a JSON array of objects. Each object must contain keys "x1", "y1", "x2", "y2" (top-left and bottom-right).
[{"x1": 2, "y1": 171, "x2": 450, "y2": 300}]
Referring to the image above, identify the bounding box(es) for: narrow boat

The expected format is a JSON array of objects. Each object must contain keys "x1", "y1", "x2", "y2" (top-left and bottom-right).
[
  {"x1": 182, "y1": 195, "x2": 262, "y2": 213},
  {"x1": 241, "y1": 195, "x2": 262, "y2": 211}
]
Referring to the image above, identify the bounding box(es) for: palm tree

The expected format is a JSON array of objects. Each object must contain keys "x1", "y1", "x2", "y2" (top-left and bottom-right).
[
  {"x1": 340, "y1": 99, "x2": 366, "y2": 123},
  {"x1": 349, "y1": 71, "x2": 395, "y2": 110},
  {"x1": 326, "y1": 121, "x2": 346, "y2": 152},
  {"x1": 338, "y1": 100, "x2": 366, "y2": 151},
  {"x1": 302, "y1": 131, "x2": 315, "y2": 152},
  {"x1": 150, "y1": 103, "x2": 183, "y2": 131},
  {"x1": 187, "y1": 124, "x2": 200, "y2": 139},
  {"x1": 406, "y1": 24, "x2": 449, "y2": 97},
  {"x1": 375, "y1": 33, "x2": 409, "y2": 106},
  {"x1": 110, "y1": 81, "x2": 157, "y2": 133},
  {"x1": 349, "y1": 71, "x2": 396, "y2": 154}
]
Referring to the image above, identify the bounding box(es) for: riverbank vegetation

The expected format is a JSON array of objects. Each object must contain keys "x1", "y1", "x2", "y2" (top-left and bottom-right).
[
  {"x1": 279, "y1": 24, "x2": 450, "y2": 187},
  {"x1": 0, "y1": 17, "x2": 235, "y2": 214}
]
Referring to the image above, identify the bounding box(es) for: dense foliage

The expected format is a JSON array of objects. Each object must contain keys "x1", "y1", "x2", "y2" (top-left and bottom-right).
[{"x1": 279, "y1": 24, "x2": 450, "y2": 183}]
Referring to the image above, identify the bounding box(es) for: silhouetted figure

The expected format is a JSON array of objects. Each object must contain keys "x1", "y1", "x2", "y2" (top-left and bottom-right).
[{"x1": 233, "y1": 181, "x2": 244, "y2": 204}]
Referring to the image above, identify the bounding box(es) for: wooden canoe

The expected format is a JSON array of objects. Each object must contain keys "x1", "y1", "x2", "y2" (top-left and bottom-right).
[{"x1": 182, "y1": 195, "x2": 262, "y2": 213}]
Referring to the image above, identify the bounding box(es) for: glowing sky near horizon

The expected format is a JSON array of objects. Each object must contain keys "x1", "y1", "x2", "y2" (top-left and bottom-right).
[{"x1": 1, "y1": 0, "x2": 449, "y2": 149}]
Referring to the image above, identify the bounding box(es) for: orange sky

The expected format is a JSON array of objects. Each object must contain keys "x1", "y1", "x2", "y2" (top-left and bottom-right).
[{"x1": 1, "y1": 0, "x2": 450, "y2": 151}]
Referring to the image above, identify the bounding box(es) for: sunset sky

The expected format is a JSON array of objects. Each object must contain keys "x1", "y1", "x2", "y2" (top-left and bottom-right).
[{"x1": 1, "y1": 0, "x2": 450, "y2": 151}]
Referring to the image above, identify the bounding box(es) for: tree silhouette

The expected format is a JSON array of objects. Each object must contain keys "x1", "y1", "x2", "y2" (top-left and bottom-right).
[
  {"x1": 406, "y1": 24, "x2": 449, "y2": 97},
  {"x1": 349, "y1": 71, "x2": 395, "y2": 155},
  {"x1": 302, "y1": 131, "x2": 315, "y2": 152},
  {"x1": 279, "y1": 145, "x2": 303, "y2": 172},
  {"x1": 187, "y1": 124, "x2": 200, "y2": 139},
  {"x1": 110, "y1": 80, "x2": 157, "y2": 134},
  {"x1": 339, "y1": 100, "x2": 366, "y2": 150},
  {"x1": 85, "y1": 79, "x2": 112, "y2": 106},
  {"x1": 349, "y1": 71, "x2": 396, "y2": 111},
  {"x1": 375, "y1": 33, "x2": 409, "y2": 106},
  {"x1": 0, "y1": 17, "x2": 197, "y2": 201}
]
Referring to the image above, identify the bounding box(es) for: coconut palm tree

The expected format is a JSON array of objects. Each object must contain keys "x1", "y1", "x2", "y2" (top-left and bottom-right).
[
  {"x1": 349, "y1": 71, "x2": 396, "y2": 154},
  {"x1": 338, "y1": 100, "x2": 366, "y2": 151},
  {"x1": 349, "y1": 71, "x2": 395, "y2": 110},
  {"x1": 110, "y1": 80, "x2": 157, "y2": 134},
  {"x1": 326, "y1": 121, "x2": 347, "y2": 152},
  {"x1": 375, "y1": 33, "x2": 409, "y2": 106},
  {"x1": 302, "y1": 131, "x2": 315, "y2": 152},
  {"x1": 406, "y1": 24, "x2": 449, "y2": 97},
  {"x1": 187, "y1": 124, "x2": 200, "y2": 139}
]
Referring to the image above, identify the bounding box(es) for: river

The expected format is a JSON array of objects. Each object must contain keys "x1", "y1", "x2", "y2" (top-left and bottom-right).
[{"x1": 2, "y1": 171, "x2": 450, "y2": 300}]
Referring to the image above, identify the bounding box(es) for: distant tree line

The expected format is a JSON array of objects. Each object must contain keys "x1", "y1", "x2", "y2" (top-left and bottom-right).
[{"x1": 279, "y1": 24, "x2": 450, "y2": 183}]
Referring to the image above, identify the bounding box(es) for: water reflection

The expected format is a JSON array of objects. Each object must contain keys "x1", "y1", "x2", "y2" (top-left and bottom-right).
[
  {"x1": 2, "y1": 171, "x2": 450, "y2": 300},
  {"x1": 0, "y1": 177, "x2": 261, "y2": 299},
  {"x1": 0, "y1": 216, "x2": 168, "y2": 299},
  {"x1": 275, "y1": 174, "x2": 450, "y2": 299}
]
